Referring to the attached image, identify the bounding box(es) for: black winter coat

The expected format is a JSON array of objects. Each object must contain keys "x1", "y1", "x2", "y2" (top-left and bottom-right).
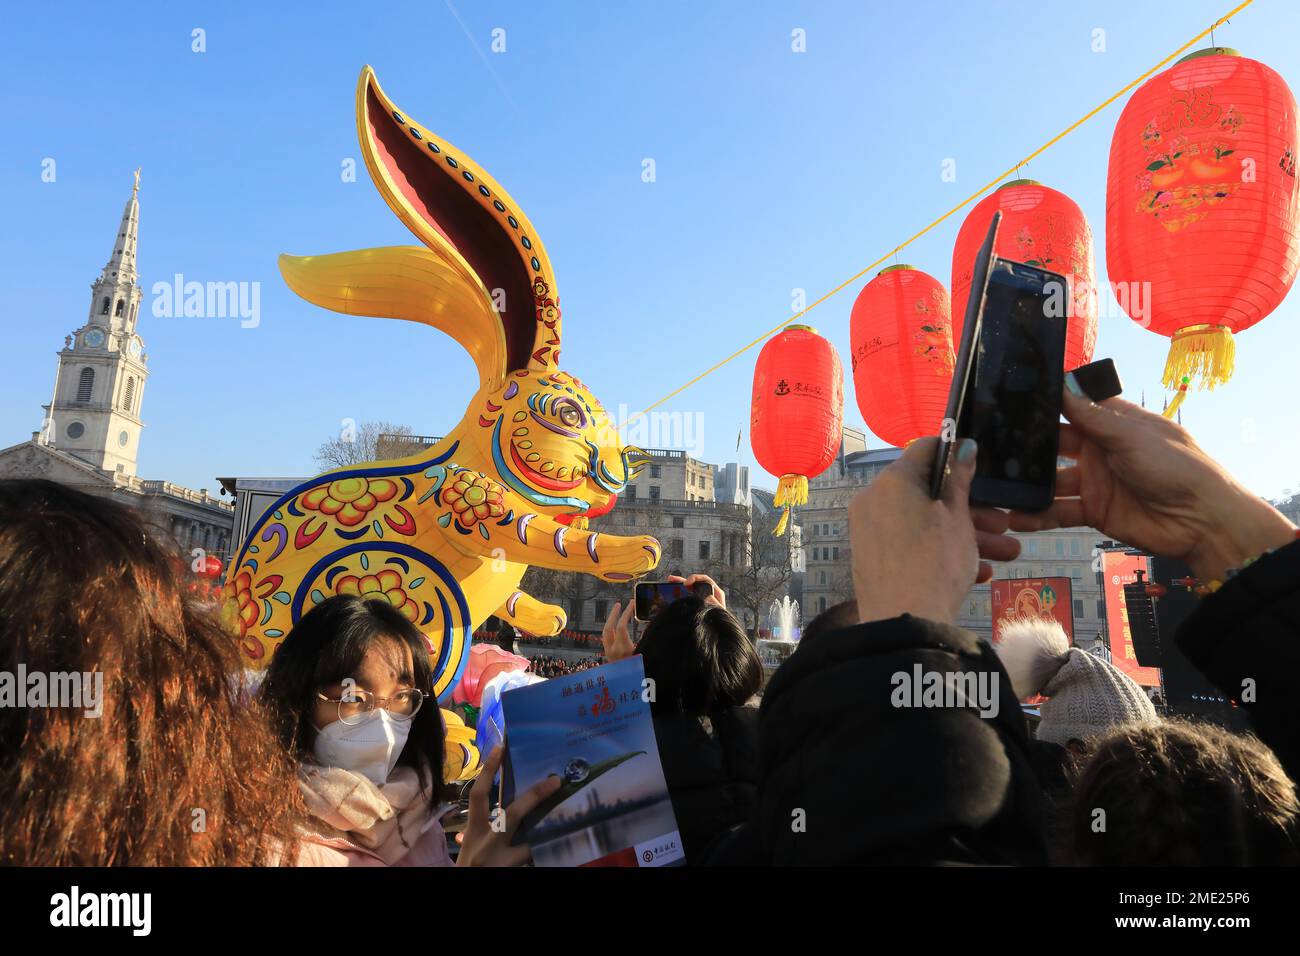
[
  {"x1": 1176, "y1": 538, "x2": 1300, "y2": 782},
  {"x1": 753, "y1": 614, "x2": 1047, "y2": 865},
  {"x1": 652, "y1": 705, "x2": 760, "y2": 864}
]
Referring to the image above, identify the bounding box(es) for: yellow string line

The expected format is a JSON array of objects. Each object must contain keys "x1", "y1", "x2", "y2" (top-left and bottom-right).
[{"x1": 624, "y1": 0, "x2": 1253, "y2": 427}]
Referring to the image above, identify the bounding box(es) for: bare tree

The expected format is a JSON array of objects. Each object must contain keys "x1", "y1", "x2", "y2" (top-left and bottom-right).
[
  {"x1": 707, "y1": 507, "x2": 795, "y2": 638},
  {"x1": 313, "y1": 420, "x2": 413, "y2": 471}
]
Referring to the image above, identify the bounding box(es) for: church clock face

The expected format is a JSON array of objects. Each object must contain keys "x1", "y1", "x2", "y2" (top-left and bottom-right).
[
  {"x1": 84, "y1": 328, "x2": 105, "y2": 348},
  {"x1": 118, "y1": 430, "x2": 129, "y2": 448},
  {"x1": 128, "y1": 337, "x2": 142, "y2": 358}
]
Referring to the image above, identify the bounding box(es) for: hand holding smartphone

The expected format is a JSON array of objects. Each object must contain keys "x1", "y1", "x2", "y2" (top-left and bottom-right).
[{"x1": 931, "y1": 212, "x2": 1071, "y2": 512}]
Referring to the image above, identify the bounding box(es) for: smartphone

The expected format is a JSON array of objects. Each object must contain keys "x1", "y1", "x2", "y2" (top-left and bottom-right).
[
  {"x1": 959, "y1": 259, "x2": 1069, "y2": 511},
  {"x1": 931, "y1": 212, "x2": 1000, "y2": 499},
  {"x1": 634, "y1": 580, "x2": 712, "y2": 622}
]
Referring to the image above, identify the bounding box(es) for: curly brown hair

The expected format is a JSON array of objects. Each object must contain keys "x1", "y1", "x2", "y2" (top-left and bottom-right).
[
  {"x1": 1071, "y1": 719, "x2": 1299, "y2": 865},
  {"x1": 0, "y1": 479, "x2": 304, "y2": 865}
]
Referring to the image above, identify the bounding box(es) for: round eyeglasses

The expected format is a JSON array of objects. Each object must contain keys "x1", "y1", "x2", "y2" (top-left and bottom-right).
[{"x1": 316, "y1": 687, "x2": 428, "y2": 725}]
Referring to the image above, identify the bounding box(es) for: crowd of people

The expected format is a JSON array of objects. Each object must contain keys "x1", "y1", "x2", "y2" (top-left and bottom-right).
[
  {"x1": 1, "y1": 379, "x2": 1297, "y2": 866},
  {"x1": 522, "y1": 653, "x2": 606, "y2": 680}
]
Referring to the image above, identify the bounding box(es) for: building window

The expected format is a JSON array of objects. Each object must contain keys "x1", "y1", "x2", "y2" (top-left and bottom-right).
[
  {"x1": 115, "y1": 299, "x2": 125, "y2": 317},
  {"x1": 1097, "y1": 600, "x2": 1106, "y2": 618},
  {"x1": 650, "y1": 464, "x2": 662, "y2": 479},
  {"x1": 122, "y1": 376, "x2": 135, "y2": 412},
  {"x1": 818, "y1": 597, "x2": 827, "y2": 613},
  {"x1": 669, "y1": 539, "x2": 683, "y2": 559},
  {"x1": 1073, "y1": 599, "x2": 1084, "y2": 618},
  {"x1": 1025, "y1": 540, "x2": 1038, "y2": 556},
  {"x1": 1055, "y1": 539, "x2": 1065, "y2": 556},
  {"x1": 1070, "y1": 538, "x2": 1081, "y2": 556},
  {"x1": 699, "y1": 540, "x2": 710, "y2": 560},
  {"x1": 832, "y1": 547, "x2": 840, "y2": 561},
  {"x1": 672, "y1": 516, "x2": 684, "y2": 528},
  {"x1": 594, "y1": 599, "x2": 608, "y2": 621},
  {"x1": 626, "y1": 486, "x2": 637, "y2": 500},
  {"x1": 649, "y1": 486, "x2": 660, "y2": 500},
  {"x1": 100, "y1": 297, "x2": 110, "y2": 315},
  {"x1": 819, "y1": 571, "x2": 826, "y2": 585},
  {"x1": 76, "y1": 367, "x2": 94, "y2": 403}
]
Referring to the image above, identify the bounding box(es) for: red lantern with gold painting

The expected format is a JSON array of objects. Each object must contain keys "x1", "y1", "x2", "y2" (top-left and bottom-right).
[
  {"x1": 1106, "y1": 47, "x2": 1299, "y2": 401},
  {"x1": 951, "y1": 180, "x2": 1098, "y2": 372},
  {"x1": 850, "y1": 265, "x2": 954, "y2": 448},
  {"x1": 750, "y1": 325, "x2": 843, "y2": 535}
]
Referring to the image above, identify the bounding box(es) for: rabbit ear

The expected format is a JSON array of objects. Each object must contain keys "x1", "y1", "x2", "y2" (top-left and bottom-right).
[
  {"x1": 356, "y1": 66, "x2": 562, "y2": 373},
  {"x1": 279, "y1": 245, "x2": 508, "y2": 385}
]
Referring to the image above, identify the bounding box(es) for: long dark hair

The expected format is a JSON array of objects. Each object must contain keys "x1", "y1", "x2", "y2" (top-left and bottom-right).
[
  {"x1": 0, "y1": 479, "x2": 303, "y2": 865},
  {"x1": 636, "y1": 596, "x2": 763, "y2": 717},
  {"x1": 260, "y1": 595, "x2": 445, "y2": 806}
]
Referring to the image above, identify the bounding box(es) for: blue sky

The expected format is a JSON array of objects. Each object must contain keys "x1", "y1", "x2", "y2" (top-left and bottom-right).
[{"x1": 2, "y1": 0, "x2": 1297, "y2": 500}]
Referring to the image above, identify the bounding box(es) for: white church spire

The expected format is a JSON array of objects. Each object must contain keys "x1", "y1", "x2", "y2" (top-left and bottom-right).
[
  {"x1": 41, "y1": 173, "x2": 149, "y2": 476},
  {"x1": 100, "y1": 168, "x2": 141, "y2": 285}
]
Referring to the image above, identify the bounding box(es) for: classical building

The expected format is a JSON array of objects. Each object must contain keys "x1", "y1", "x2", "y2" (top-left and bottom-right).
[{"x1": 0, "y1": 174, "x2": 234, "y2": 559}]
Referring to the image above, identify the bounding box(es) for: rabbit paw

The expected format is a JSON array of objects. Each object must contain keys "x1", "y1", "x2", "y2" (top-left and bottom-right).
[{"x1": 595, "y1": 534, "x2": 661, "y2": 581}]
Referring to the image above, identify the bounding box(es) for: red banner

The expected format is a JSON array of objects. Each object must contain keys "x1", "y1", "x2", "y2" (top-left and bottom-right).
[
  {"x1": 990, "y1": 577, "x2": 1074, "y2": 644},
  {"x1": 1101, "y1": 552, "x2": 1162, "y2": 687}
]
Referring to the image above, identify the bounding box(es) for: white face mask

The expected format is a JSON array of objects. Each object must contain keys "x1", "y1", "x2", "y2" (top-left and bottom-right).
[{"x1": 312, "y1": 709, "x2": 412, "y2": 786}]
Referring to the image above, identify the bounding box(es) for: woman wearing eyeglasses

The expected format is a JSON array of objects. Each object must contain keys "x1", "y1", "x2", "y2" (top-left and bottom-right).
[{"x1": 261, "y1": 595, "x2": 555, "y2": 866}]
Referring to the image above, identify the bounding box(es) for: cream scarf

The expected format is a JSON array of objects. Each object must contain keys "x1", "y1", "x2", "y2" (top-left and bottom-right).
[{"x1": 298, "y1": 763, "x2": 434, "y2": 866}]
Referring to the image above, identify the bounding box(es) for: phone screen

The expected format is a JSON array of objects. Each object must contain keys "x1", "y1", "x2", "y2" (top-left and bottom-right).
[
  {"x1": 634, "y1": 581, "x2": 710, "y2": 622},
  {"x1": 960, "y1": 260, "x2": 1068, "y2": 511}
]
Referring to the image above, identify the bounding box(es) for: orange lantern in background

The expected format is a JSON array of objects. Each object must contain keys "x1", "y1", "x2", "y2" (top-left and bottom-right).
[
  {"x1": 850, "y1": 265, "x2": 954, "y2": 448},
  {"x1": 1107, "y1": 47, "x2": 1299, "y2": 394},
  {"x1": 751, "y1": 325, "x2": 843, "y2": 535},
  {"x1": 951, "y1": 180, "x2": 1098, "y2": 372}
]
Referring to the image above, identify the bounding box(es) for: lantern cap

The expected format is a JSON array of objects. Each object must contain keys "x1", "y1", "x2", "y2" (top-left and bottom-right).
[
  {"x1": 1175, "y1": 46, "x2": 1241, "y2": 65},
  {"x1": 998, "y1": 178, "x2": 1041, "y2": 189},
  {"x1": 877, "y1": 263, "x2": 917, "y2": 275},
  {"x1": 785, "y1": 323, "x2": 818, "y2": 334}
]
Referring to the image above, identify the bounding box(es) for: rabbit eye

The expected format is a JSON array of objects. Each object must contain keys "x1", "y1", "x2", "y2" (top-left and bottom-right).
[{"x1": 556, "y1": 402, "x2": 583, "y2": 428}]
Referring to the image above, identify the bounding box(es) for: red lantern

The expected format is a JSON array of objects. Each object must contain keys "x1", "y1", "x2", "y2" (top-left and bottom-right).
[
  {"x1": 951, "y1": 180, "x2": 1098, "y2": 372},
  {"x1": 850, "y1": 265, "x2": 954, "y2": 448},
  {"x1": 203, "y1": 555, "x2": 223, "y2": 578},
  {"x1": 750, "y1": 324, "x2": 843, "y2": 534},
  {"x1": 1107, "y1": 47, "x2": 1299, "y2": 391}
]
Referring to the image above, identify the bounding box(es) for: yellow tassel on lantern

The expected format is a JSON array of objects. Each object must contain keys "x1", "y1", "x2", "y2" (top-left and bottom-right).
[
  {"x1": 1162, "y1": 324, "x2": 1236, "y2": 391},
  {"x1": 774, "y1": 474, "x2": 809, "y2": 507},
  {"x1": 569, "y1": 516, "x2": 589, "y2": 531},
  {"x1": 772, "y1": 474, "x2": 808, "y2": 537}
]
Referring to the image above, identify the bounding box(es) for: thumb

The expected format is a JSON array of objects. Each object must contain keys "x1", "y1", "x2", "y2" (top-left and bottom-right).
[{"x1": 941, "y1": 438, "x2": 979, "y2": 508}]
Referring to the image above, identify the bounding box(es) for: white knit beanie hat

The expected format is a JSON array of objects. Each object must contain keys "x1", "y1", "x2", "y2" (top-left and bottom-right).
[{"x1": 995, "y1": 617, "x2": 1158, "y2": 746}]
